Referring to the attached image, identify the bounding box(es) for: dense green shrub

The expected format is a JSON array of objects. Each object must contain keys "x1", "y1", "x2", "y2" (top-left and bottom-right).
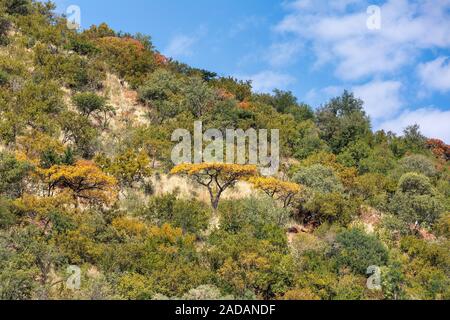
[
  {"x1": 334, "y1": 228, "x2": 389, "y2": 274},
  {"x1": 0, "y1": 152, "x2": 32, "y2": 198},
  {"x1": 315, "y1": 91, "x2": 371, "y2": 153},
  {"x1": 0, "y1": 15, "x2": 10, "y2": 45},
  {"x1": 390, "y1": 173, "x2": 444, "y2": 226},
  {"x1": 303, "y1": 192, "x2": 360, "y2": 225},
  {"x1": 0, "y1": 69, "x2": 8, "y2": 85},
  {"x1": 293, "y1": 164, "x2": 344, "y2": 194},
  {"x1": 399, "y1": 154, "x2": 437, "y2": 178},
  {"x1": 0, "y1": 198, "x2": 15, "y2": 228},
  {"x1": 137, "y1": 193, "x2": 210, "y2": 235},
  {"x1": 72, "y1": 92, "x2": 107, "y2": 117}
]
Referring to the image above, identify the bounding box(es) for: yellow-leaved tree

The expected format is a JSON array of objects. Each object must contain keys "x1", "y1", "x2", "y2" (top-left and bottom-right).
[
  {"x1": 45, "y1": 160, "x2": 118, "y2": 206},
  {"x1": 170, "y1": 163, "x2": 258, "y2": 212},
  {"x1": 250, "y1": 177, "x2": 302, "y2": 208}
]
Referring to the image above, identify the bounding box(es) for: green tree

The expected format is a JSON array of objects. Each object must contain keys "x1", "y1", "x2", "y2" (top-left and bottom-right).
[
  {"x1": 137, "y1": 193, "x2": 210, "y2": 235},
  {"x1": 390, "y1": 173, "x2": 444, "y2": 226},
  {"x1": 334, "y1": 228, "x2": 389, "y2": 275},
  {"x1": 0, "y1": 152, "x2": 31, "y2": 198},
  {"x1": 316, "y1": 91, "x2": 371, "y2": 153},
  {"x1": 72, "y1": 93, "x2": 108, "y2": 117},
  {"x1": 293, "y1": 164, "x2": 343, "y2": 194}
]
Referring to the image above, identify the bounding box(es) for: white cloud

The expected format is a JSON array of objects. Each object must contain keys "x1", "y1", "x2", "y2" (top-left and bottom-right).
[
  {"x1": 418, "y1": 56, "x2": 450, "y2": 93},
  {"x1": 275, "y1": 0, "x2": 450, "y2": 80},
  {"x1": 378, "y1": 108, "x2": 450, "y2": 143},
  {"x1": 236, "y1": 71, "x2": 295, "y2": 93},
  {"x1": 353, "y1": 80, "x2": 403, "y2": 120},
  {"x1": 229, "y1": 16, "x2": 265, "y2": 37},
  {"x1": 266, "y1": 41, "x2": 303, "y2": 67},
  {"x1": 164, "y1": 35, "x2": 197, "y2": 58}
]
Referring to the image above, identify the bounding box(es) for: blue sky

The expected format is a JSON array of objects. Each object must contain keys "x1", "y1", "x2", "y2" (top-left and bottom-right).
[{"x1": 51, "y1": 0, "x2": 450, "y2": 142}]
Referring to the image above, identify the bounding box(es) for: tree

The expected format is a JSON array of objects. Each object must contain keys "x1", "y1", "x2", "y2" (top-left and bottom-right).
[
  {"x1": 170, "y1": 163, "x2": 258, "y2": 212},
  {"x1": 399, "y1": 154, "x2": 437, "y2": 178},
  {"x1": 95, "y1": 36, "x2": 156, "y2": 87},
  {"x1": 254, "y1": 89, "x2": 314, "y2": 121},
  {"x1": 219, "y1": 197, "x2": 291, "y2": 234},
  {"x1": 138, "y1": 69, "x2": 183, "y2": 121},
  {"x1": 210, "y1": 77, "x2": 252, "y2": 102},
  {"x1": 4, "y1": 0, "x2": 31, "y2": 15},
  {"x1": 293, "y1": 164, "x2": 343, "y2": 194},
  {"x1": 0, "y1": 152, "x2": 32, "y2": 198},
  {"x1": 45, "y1": 160, "x2": 118, "y2": 206},
  {"x1": 0, "y1": 15, "x2": 11, "y2": 45},
  {"x1": 390, "y1": 173, "x2": 444, "y2": 226},
  {"x1": 95, "y1": 149, "x2": 152, "y2": 188},
  {"x1": 250, "y1": 177, "x2": 301, "y2": 208},
  {"x1": 181, "y1": 76, "x2": 218, "y2": 118},
  {"x1": 303, "y1": 192, "x2": 360, "y2": 226},
  {"x1": 426, "y1": 139, "x2": 450, "y2": 160},
  {"x1": 72, "y1": 92, "x2": 108, "y2": 118},
  {"x1": 403, "y1": 125, "x2": 426, "y2": 153},
  {"x1": 316, "y1": 91, "x2": 371, "y2": 153},
  {"x1": 137, "y1": 193, "x2": 210, "y2": 235},
  {"x1": 334, "y1": 228, "x2": 389, "y2": 275}
]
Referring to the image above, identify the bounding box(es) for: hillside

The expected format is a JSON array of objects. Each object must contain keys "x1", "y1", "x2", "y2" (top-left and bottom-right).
[{"x1": 0, "y1": 0, "x2": 449, "y2": 300}]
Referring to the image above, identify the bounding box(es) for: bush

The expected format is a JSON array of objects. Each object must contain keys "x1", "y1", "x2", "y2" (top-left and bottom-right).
[
  {"x1": 220, "y1": 196, "x2": 290, "y2": 231},
  {"x1": 0, "y1": 70, "x2": 8, "y2": 86},
  {"x1": 333, "y1": 274, "x2": 366, "y2": 300},
  {"x1": 400, "y1": 154, "x2": 437, "y2": 178},
  {"x1": 207, "y1": 230, "x2": 294, "y2": 299},
  {"x1": 0, "y1": 152, "x2": 32, "y2": 198},
  {"x1": 398, "y1": 173, "x2": 434, "y2": 195},
  {"x1": 95, "y1": 36, "x2": 156, "y2": 87},
  {"x1": 391, "y1": 173, "x2": 444, "y2": 226},
  {"x1": 435, "y1": 212, "x2": 450, "y2": 237},
  {"x1": 0, "y1": 198, "x2": 15, "y2": 229},
  {"x1": 182, "y1": 285, "x2": 233, "y2": 300},
  {"x1": 303, "y1": 192, "x2": 360, "y2": 226},
  {"x1": 334, "y1": 228, "x2": 389, "y2": 275},
  {"x1": 138, "y1": 69, "x2": 184, "y2": 121},
  {"x1": 293, "y1": 164, "x2": 343, "y2": 194},
  {"x1": 72, "y1": 93, "x2": 107, "y2": 117},
  {"x1": 0, "y1": 16, "x2": 10, "y2": 45},
  {"x1": 138, "y1": 193, "x2": 210, "y2": 235}
]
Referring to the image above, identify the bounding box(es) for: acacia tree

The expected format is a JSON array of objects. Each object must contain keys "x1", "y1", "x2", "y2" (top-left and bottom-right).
[
  {"x1": 250, "y1": 177, "x2": 301, "y2": 208},
  {"x1": 46, "y1": 160, "x2": 118, "y2": 206},
  {"x1": 170, "y1": 163, "x2": 258, "y2": 211}
]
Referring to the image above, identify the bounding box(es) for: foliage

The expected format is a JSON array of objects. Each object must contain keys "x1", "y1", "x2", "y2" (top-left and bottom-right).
[
  {"x1": 95, "y1": 149, "x2": 152, "y2": 188},
  {"x1": 95, "y1": 36, "x2": 156, "y2": 87},
  {"x1": 250, "y1": 177, "x2": 301, "y2": 208},
  {"x1": 390, "y1": 173, "x2": 444, "y2": 226},
  {"x1": 219, "y1": 196, "x2": 291, "y2": 237},
  {"x1": 334, "y1": 228, "x2": 389, "y2": 275},
  {"x1": 44, "y1": 160, "x2": 118, "y2": 206},
  {"x1": 136, "y1": 193, "x2": 210, "y2": 235},
  {"x1": 0, "y1": 152, "x2": 31, "y2": 198},
  {"x1": 399, "y1": 154, "x2": 437, "y2": 178},
  {"x1": 315, "y1": 91, "x2": 371, "y2": 153},
  {"x1": 303, "y1": 192, "x2": 360, "y2": 226},
  {"x1": 72, "y1": 93, "x2": 108, "y2": 117},
  {"x1": 171, "y1": 163, "x2": 258, "y2": 210},
  {"x1": 207, "y1": 230, "x2": 294, "y2": 299},
  {"x1": 293, "y1": 164, "x2": 343, "y2": 194}
]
